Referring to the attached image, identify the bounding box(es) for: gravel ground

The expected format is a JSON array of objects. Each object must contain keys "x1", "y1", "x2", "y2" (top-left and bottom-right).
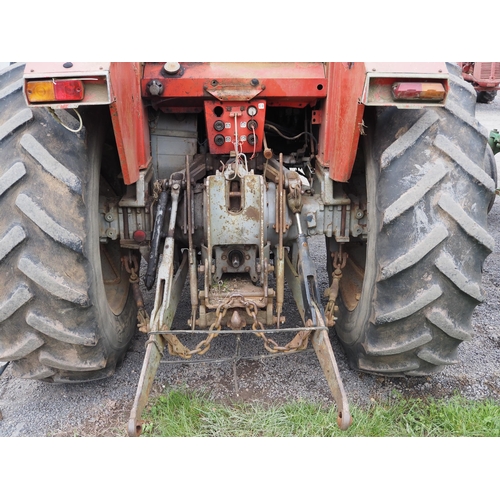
[{"x1": 0, "y1": 99, "x2": 499, "y2": 438}]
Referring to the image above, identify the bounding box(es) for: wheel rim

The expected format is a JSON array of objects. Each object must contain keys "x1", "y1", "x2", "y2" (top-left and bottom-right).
[{"x1": 100, "y1": 241, "x2": 130, "y2": 315}]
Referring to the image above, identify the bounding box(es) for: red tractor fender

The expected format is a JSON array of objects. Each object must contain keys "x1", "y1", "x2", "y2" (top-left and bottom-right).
[
  {"x1": 23, "y1": 62, "x2": 449, "y2": 186},
  {"x1": 317, "y1": 62, "x2": 449, "y2": 181}
]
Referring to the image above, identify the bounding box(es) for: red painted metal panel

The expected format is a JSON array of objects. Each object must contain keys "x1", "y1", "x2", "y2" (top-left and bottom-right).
[
  {"x1": 142, "y1": 62, "x2": 326, "y2": 105},
  {"x1": 204, "y1": 100, "x2": 266, "y2": 155},
  {"x1": 317, "y1": 63, "x2": 366, "y2": 182},
  {"x1": 109, "y1": 63, "x2": 151, "y2": 185},
  {"x1": 25, "y1": 62, "x2": 110, "y2": 75}
]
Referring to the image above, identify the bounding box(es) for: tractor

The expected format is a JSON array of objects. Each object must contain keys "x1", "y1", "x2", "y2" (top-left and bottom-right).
[
  {"x1": 0, "y1": 62, "x2": 496, "y2": 436},
  {"x1": 459, "y1": 62, "x2": 500, "y2": 103}
]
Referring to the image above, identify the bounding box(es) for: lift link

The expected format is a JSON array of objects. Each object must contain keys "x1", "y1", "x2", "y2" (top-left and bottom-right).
[
  {"x1": 324, "y1": 248, "x2": 348, "y2": 327},
  {"x1": 282, "y1": 214, "x2": 352, "y2": 429},
  {"x1": 129, "y1": 174, "x2": 187, "y2": 437}
]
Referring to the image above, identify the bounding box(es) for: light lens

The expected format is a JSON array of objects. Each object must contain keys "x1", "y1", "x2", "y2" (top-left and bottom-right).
[
  {"x1": 392, "y1": 82, "x2": 445, "y2": 101},
  {"x1": 26, "y1": 79, "x2": 84, "y2": 103},
  {"x1": 26, "y1": 81, "x2": 55, "y2": 102},
  {"x1": 54, "y1": 80, "x2": 84, "y2": 101}
]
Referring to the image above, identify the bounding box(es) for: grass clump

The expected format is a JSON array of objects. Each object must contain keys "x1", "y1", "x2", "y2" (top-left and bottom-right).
[{"x1": 142, "y1": 389, "x2": 500, "y2": 437}]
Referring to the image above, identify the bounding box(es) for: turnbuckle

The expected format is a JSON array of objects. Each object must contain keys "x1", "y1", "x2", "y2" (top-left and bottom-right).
[{"x1": 324, "y1": 248, "x2": 348, "y2": 327}]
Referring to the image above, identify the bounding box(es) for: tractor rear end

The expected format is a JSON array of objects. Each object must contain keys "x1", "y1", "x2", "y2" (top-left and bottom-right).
[
  {"x1": 0, "y1": 62, "x2": 495, "y2": 436},
  {"x1": 459, "y1": 62, "x2": 500, "y2": 103}
]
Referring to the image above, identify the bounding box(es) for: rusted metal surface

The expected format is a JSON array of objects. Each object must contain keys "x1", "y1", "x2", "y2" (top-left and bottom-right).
[
  {"x1": 339, "y1": 255, "x2": 364, "y2": 313},
  {"x1": 123, "y1": 254, "x2": 149, "y2": 333},
  {"x1": 275, "y1": 154, "x2": 285, "y2": 328},
  {"x1": 324, "y1": 248, "x2": 348, "y2": 327},
  {"x1": 109, "y1": 62, "x2": 151, "y2": 185},
  {"x1": 311, "y1": 316, "x2": 352, "y2": 430},
  {"x1": 206, "y1": 173, "x2": 265, "y2": 246},
  {"x1": 128, "y1": 334, "x2": 166, "y2": 437},
  {"x1": 186, "y1": 158, "x2": 199, "y2": 330},
  {"x1": 282, "y1": 229, "x2": 351, "y2": 429},
  {"x1": 128, "y1": 249, "x2": 189, "y2": 436}
]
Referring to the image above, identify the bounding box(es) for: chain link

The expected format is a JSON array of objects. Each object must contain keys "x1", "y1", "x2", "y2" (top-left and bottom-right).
[
  {"x1": 245, "y1": 300, "x2": 311, "y2": 353},
  {"x1": 162, "y1": 297, "x2": 233, "y2": 359},
  {"x1": 152, "y1": 180, "x2": 164, "y2": 203},
  {"x1": 154, "y1": 293, "x2": 315, "y2": 358},
  {"x1": 122, "y1": 254, "x2": 150, "y2": 333}
]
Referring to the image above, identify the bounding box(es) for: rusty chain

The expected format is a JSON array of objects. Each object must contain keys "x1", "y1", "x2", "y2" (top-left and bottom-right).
[
  {"x1": 324, "y1": 247, "x2": 348, "y2": 327},
  {"x1": 245, "y1": 300, "x2": 312, "y2": 353},
  {"x1": 152, "y1": 179, "x2": 166, "y2": 203},
  {"x1": 122, "y1": 243, "x2": 323, "y2": 358},
  {"x1": 141, "y1": 291, "x2": 315, "y2": 358},
  {"x1": 122, "y1": 254, "x2": 150, "y2": 333},
  {"x1": 162, "y1": 298, "x2": 233, "y2": 359}
]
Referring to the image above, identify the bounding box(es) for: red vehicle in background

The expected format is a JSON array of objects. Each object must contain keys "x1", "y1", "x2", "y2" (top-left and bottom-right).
[{"x1": 459, "y1": 62, "x2": 500, "y2": 103}]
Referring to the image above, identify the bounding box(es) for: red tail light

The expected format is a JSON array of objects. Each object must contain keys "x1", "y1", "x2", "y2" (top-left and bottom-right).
[
  {"x1": 26, "y1": 79, "x2": 84, "y2": 103},
  {"x1": 392, "y1": 82, "x2": 445, "y2": 102}
]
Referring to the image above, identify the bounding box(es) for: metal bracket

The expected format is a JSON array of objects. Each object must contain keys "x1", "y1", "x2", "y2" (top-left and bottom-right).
[
  {"x1": 283, "y1": 227, "x2": 352, "y2": 429},
  {"x1": 127, "y1": 250, "x2": 189, "y2": 437}
]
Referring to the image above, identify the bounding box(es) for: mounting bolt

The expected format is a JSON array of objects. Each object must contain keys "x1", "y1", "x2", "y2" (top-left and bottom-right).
[
  {"x1": 104, "y1": 212, "x2": 114, "y2": 222},
  {"x1": 148, "y1": 80, "x2": 164, "y2": 96}
]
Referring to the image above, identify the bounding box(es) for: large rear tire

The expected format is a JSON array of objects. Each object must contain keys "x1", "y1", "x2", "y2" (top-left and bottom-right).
[
  {"x1": 0, "y1": 63, "x2": 137, "y2": 382},
  {"x1": 476, "y1": 90, "x2": 497, "y2": 104},
  {"x1": 334, "y1": 63, "x2": 496, "y2": 376}
]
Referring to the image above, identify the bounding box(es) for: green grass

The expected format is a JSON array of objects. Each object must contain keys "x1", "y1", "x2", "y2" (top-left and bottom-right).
[{"x1": 142, "y1": 389, "x2": 500, "y2": 437}]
